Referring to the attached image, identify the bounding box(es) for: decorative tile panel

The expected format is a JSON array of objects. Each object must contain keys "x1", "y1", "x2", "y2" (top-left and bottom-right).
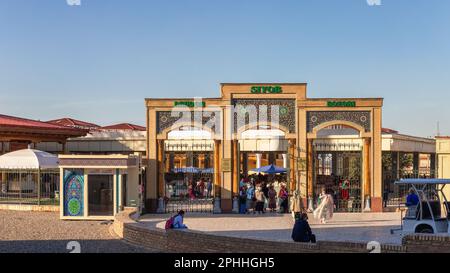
[
  {"x1": 156, "y1": 111, "x2": 221, "y2": 134},
  {"x1": 232, "y1": 99, "x2": 296, "y2": 133},
  {"x1": 306, "y1": 111, "x2": 371, "y2": 132}
]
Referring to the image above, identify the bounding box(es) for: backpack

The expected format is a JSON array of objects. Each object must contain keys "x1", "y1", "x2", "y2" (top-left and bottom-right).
[{"x1": 165, "y1": 216, "x2": 175, "y2": 230}]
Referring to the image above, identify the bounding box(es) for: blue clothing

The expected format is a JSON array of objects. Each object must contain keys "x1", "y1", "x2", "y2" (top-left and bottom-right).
[
  {"x1": 406, "y1": 193, "x2": 419, "y2": 206},
  {"x1": 173, "y1": 215, "x2": 187, "y2": 229},
  {"x1": 239, "y1": 203, "x2": 247, "y2": 214},
  {"x1": 291, "y1": 219, "x2": 315, "y2": 243},
  {"x1": 246, "y1": 187, "x2": 255, "y2": 200}
]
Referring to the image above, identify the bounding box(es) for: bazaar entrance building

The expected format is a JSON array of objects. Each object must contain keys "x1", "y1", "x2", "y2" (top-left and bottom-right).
[{"x1": 145, "y1": 83, "x2": 383, "y2": 213}]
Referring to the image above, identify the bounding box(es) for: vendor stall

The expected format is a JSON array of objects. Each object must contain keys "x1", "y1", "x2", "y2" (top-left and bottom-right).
[
  {"x1": 0, "y1": 148, "x2": 59, "y2": 206},
  {"x1": 59, "y1": 154, "x2": 142, "y2": 220}
]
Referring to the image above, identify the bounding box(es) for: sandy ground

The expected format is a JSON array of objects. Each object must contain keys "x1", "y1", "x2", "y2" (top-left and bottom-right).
[
  {"x1": 139, "y1": 212, "x2": 404, "y2": 245},
  {"x1": 0, "y1": 210, "x2": 157, "y2": 253}
]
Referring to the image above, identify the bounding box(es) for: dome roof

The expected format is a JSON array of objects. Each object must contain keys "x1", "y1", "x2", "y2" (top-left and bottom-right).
[{"x1": 0, "y1": 149, "x2": 59, "y2": 169}]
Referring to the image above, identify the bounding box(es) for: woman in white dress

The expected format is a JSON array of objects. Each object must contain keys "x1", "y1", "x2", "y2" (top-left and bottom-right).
[{"x1": 313, "y1": 187, "x2": 334, "y2": 224}]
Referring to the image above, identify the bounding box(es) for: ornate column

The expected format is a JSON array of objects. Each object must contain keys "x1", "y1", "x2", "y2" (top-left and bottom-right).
[
  {"x1": 282, "y1": 154, "x2": 288, "y2": 169},
  {"x1": 255, "y1": 153, "x2": 262, "y2": 169},
  {"x1": 307, "y1": 138, "x2": 314, "y2": 212},
  {"x1": 242, "y1": 152, "x2": 248, "y2": 176},
  {"x1": 232, "y1": 139, "x2": 239, "y2": 213},
  {"x1": 288, "y1": 139, "x2": 296, "y2": 192},
  {"x1": 156, "y1": 139, "x2": 165, "y2": 213},
  {"x1": 363, "y1": 137, "x2": 372, "y2": 212},
  {"x1": 288, "y1": 139, "x2": 298, "y2": 215},
  {"x1": 213, "y1": 140, "x2": 222, "y2": 213}
]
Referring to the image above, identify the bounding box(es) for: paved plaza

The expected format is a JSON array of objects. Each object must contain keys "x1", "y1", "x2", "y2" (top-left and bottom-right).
[
  {"x1": 139, "y1": 212, "x2": 404, "y2": 245},
  {"x1": 0, "y1": 210, "x2": 155, "y2": 253}
]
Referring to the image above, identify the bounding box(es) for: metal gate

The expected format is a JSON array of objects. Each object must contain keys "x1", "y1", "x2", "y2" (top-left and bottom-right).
[
  {"x1": 163, "y1": 150, "x2": 214, "y2": 213},
  {"x1": 314, "y1": 150, "x2": 362, "y2": 212}
]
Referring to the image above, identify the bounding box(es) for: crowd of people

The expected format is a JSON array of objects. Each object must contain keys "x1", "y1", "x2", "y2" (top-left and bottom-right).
[
  {"x1": 165, "y1": 175, "x2": 213, "y2": 200},
  {"x1": 166, "y1": 186, "x2": 339, "y2": 245},
  {"x1": 238, "y1": 174, "x2": 290, "y2": 214},
  {"x1": 187, "y1": 177, "x2": 213, "y2": 199}
]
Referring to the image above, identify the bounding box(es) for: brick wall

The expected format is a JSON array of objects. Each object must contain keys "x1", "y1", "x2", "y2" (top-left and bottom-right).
[
  {"x1": 114, "y1": 210, "x2": 409, "y2": 253},
  {"x1": 402, "y1": 234, "x2": 450, "y2": 253}
]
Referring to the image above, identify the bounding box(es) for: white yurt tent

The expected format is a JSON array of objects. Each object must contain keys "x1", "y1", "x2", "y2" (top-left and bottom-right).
[
  {"x1": 0, "y1": 149, "x2": 59, "y2": 170},
  {"x1": 0, "y1": 148, "x2": 59, "y2": 205}
]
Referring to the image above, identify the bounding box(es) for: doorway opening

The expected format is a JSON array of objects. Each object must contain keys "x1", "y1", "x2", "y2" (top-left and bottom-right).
[{"x1": 88, "y1": 175, "x2": 114, "y2": 216}]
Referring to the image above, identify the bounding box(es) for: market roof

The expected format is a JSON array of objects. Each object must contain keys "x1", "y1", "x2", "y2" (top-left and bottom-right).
[
  {"x1": 382, "y1": 128, "x2": 399, "y2": 134},
  {"x1": 101, "y1": 123, "x2": 146, "y2": 131},
  {"x1": 0, "y1": 148, "x2": 58, "y2": 169},
  {"x1": 47, "y1": 117, "x2": 100, "y2": 130},
  {"x1": 0, "y1": 114, "x2": 88, "y2": 140},
  {"x1": 395, "y1": 178, "x2": 450, "y2": 185}
]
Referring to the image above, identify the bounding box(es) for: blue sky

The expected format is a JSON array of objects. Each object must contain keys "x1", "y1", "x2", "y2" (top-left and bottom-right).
[{"x1": 1, "y1": 0, "x2": 449, "y2": 137}]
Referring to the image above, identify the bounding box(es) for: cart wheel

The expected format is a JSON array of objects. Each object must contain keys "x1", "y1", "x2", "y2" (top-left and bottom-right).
[
  {"x1": 418, "y1": 228, "x2": 433, "y2": 234},
  {"x1": 415, "y1": 225, "x2": 434, "y2": 234}
]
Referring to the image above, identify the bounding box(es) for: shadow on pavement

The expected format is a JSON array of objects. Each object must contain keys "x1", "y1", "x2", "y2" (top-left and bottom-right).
[{"x1": 0, "y1": 239, "x2": 157, "y2": 253}]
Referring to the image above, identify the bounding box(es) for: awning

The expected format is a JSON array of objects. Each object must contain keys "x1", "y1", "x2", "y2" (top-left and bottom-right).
[
  {"x1": 251, "y1": 164, "x2": 287, "y2": 174},
  {"x1": 172, "y1": 167, "x2": 201, "y2": 173},
  {"x1": 0, "y1": 148, "x2": 59, "y2": 170}
]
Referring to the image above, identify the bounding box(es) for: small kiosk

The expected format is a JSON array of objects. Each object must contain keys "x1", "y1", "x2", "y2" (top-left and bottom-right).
[{"x1": 59, "y1": 155, "x2": 142, "y2": 220}]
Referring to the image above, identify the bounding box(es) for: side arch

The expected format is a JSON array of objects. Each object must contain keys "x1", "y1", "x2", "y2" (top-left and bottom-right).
[{"x1": 309, "y1": 120, "x2": 366, "y2": 139}]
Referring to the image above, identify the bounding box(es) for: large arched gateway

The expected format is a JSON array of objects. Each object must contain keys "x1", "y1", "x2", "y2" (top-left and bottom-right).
[{"x1": 145, "y1": 83, "x2": 383, "y2": 213}]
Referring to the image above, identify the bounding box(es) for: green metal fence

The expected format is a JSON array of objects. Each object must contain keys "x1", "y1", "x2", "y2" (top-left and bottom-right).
[{"x1": 0, "y1": 169, "x2": 60, "y2": 206}]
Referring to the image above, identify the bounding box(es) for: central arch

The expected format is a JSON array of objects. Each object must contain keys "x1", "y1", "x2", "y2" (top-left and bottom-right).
[{"x1": 307, "y1": 120, "x2": 370, "y2": 213}]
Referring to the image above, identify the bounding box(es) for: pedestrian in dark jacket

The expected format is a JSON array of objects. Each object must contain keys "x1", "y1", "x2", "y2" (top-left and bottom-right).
[{"x1": 291, "y1": 212, "x2": 316, "y2": 243}]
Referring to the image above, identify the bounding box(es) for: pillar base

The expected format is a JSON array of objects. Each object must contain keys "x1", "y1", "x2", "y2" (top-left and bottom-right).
[
  {"x1": 364, "y1": 197, "x2": 371, "y2": 212},
  {"x1": 144, "y1": 198, "x2": 158, "y2": 213},
  {"x1": 213, "y1": 197, "x2": 222, "y2": 214},
  {"x1": 232, "y1": 197, "x2": 239, "y2": 213},
  {"x1": 156, "y1": 197, "x2": 165, "y2": 214},
  {"x1": 307, "y1": 197, "x2": 314, "y2": 212}
]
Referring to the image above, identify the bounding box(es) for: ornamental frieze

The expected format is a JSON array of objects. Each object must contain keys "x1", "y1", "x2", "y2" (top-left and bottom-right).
[
  {"x1": 157, "y1": 111, "x2": 221, "y2": 134},
  {"x1": 232, "y1": 99, "x2": 296, "y2": 133},
  {"x1": 306, "y1": 111, "x2": 371, "y2": 132},
  {"x1": 59, "y1": 158, "x2": 137, "y2": 167}
]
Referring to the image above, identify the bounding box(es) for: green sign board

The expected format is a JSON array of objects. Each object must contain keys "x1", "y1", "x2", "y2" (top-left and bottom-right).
[
  {"x1": 174, "y1": 101, "x2": 206, "y2": 107},
  {"x1": 251, "y1": 86, "x2": 283, "y2": 94},
  {"x1": 327, "y1": 101, "x2": 356, "y2": 107}
]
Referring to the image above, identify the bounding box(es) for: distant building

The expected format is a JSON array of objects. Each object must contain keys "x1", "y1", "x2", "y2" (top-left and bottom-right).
[
  {"x1": 36, "y1": 120, "x2": 146, "y2": 156},
  {"x1": 381, "y1": 128, "x2": 436, "y2": 208},
  {"x1": 436, "y1": 136, "x2": 450, "y2": 200},
  {"x1": 47, "y1": 117, "x2": 100, "y2": 131},
  {"x1": 0, "y1": 114, "x2": 87, "y2": 155}
]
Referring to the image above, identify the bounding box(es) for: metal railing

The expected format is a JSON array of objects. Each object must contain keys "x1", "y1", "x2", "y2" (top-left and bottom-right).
[
  {"x1": 0, "y1": 169, "x2": 60, "y2": 206},
  {"x1": 383, "y1": 169, "x2": 436, "y2": 207}
]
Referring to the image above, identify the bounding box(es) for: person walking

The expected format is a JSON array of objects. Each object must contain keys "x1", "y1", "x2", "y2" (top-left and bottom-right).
[
  {"x1": 262, "y1": 182, "x2": 269, "y2": 212},
  {"x1": 278, "y1": 184, "x2": 289, "y2": 213},
  {"x1": 239, "y1": 186, "x2": 247, "y2": 214},
  {"x1": 268, "y1": 185, "x2": 277, "y2": 212},
  {"x1": 255, "y1": 186, "x2": 266, "y2": 214},
  {"x1": 246, "y1": 184, "x2": 255, "y2": 214},
  {"x1": 313, "y1": 187, "x2": 334, "y2": 224}
]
